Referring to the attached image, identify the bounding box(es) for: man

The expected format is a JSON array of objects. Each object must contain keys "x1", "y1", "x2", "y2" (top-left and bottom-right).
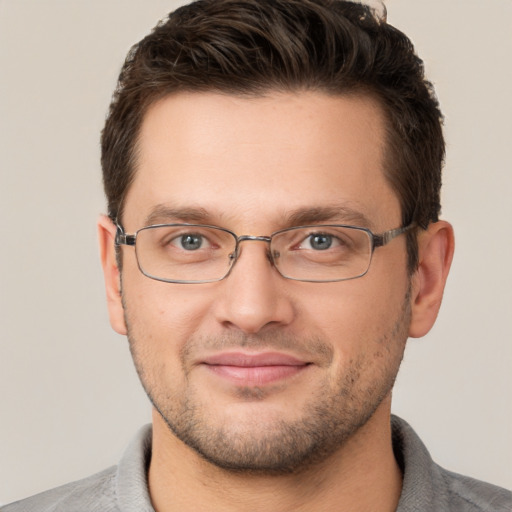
[{"x1": 4, "y1": 0, "x2": 510, "y2": 510}]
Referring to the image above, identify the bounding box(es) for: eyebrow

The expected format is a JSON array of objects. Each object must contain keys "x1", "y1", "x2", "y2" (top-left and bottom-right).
[
  {"x1": 144, "y1": 205, "x2": 211, "y2": 226},
  {"x1": 284, "y1": 205, "x2": 373, "y2": 229},
  {"x1": 143, "y1": 203, "x2": 374, "y2": 230}
]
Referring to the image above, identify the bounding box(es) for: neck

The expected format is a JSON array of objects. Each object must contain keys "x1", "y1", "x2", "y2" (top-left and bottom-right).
[{"x1": 148, "y1": 400, "x2": 402, "y2": 512}]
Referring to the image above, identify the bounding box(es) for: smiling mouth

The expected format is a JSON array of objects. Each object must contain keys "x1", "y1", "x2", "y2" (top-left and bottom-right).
[{"x1": 201, "y1": 352, "x2": 311, "y2": 386}]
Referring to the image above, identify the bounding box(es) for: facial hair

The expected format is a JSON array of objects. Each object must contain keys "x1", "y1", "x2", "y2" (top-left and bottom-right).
[{"x1": 124, "y1": 289, "x2": 411, "y2": 476}]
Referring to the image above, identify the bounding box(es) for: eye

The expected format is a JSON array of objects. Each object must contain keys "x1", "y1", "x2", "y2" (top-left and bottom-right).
[
  {"x1": 171, "y1": 233, "x2": 209, "y2": 251},
  {"x1": 301, "y1": 233, "x2": 341, "y2": 251},
  {"x1": 306, "y1": 233, "x2": 333, "y2": 250}
]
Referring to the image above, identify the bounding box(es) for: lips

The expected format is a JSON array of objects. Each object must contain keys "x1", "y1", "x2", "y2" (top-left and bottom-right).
[{"x1": 201, "y1": 352, "x2": 310, "y2": 386}]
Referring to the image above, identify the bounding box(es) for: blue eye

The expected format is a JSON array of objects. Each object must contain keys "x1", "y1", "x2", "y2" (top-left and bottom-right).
[
  {"x1": 307, "y1": 234, "x2": 333, "y2": 250},
  {"x1": 178, "y1": 234, "x2": 204, "y2": 250}
]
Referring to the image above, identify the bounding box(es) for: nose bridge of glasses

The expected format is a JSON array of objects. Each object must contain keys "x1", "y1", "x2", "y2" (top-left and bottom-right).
[
  {"x1": 237, "y1": 235, "x2": 272, "y2": 244},
  {"x1": 229, "y1": 235, "x2": 273, "y2": 262}
]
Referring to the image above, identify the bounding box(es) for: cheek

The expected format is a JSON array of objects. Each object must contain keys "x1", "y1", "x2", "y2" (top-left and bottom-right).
[
  {"x1": 295, "y1": 270, "x2": 409, "y2": 355},
  {"x1": 122, "y1": 280, "x2": 213, "y2": 397},
  {"x1": 298, "y1": 281, "x2": 400, "y2": 327},
  {"x1": 121, "y1": 268, "x2": 216, "y2": 354}
]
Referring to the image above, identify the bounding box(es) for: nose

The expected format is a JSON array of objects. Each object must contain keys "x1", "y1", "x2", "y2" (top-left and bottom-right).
[{"x1": 213, "y1": 240, "x2": 294, "y2": 334}]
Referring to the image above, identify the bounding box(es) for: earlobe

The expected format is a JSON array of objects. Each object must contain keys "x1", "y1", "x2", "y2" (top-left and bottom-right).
[
  {"x1": 97, "y1": 215, "x2": 127, "y2": 335},
  {"x1": 408, "y1": 221, "x2": 455, "y2": 338}
]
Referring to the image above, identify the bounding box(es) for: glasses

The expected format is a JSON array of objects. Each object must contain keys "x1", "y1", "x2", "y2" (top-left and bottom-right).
[{"x1": 115, "y1": 222, "x2": 415, "y2": 284}]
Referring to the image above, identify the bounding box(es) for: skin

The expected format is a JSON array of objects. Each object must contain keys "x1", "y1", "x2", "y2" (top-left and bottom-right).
[{"x1": 98, "y1": 91, "x2": 454, "y2": 512}]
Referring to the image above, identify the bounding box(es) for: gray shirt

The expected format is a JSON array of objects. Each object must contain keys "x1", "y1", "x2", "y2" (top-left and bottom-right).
[{"x1": 3, "y1": 416, "x2": 511, "y2": 511}]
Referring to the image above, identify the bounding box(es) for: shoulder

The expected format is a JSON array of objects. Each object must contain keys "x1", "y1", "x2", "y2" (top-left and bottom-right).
[
  {"x1": 3, "y1": 424, "x2": 153, "y2": 512},
  {"x1": 437, "y1": 466, "x2": 512, "y2": 512},
  {"x1": 2, "y1": 465, "x2": 119, "y2": 512},
  {"x1": 392, "y1": 416, "x2": 511, "y2": 512}
]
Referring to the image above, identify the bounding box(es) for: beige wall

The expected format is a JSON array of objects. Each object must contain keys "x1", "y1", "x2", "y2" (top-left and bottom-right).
[{"x1": 1, "y1": 0, "x2": 511, "y2": 504}]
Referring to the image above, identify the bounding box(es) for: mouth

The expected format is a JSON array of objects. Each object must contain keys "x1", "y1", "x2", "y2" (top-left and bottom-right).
[{"x1": 200, "y1": 352, "x2": 311, "y2": 386}]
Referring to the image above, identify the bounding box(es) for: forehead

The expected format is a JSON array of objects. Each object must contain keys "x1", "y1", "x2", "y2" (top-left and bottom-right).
[{"x1": 124, "y1": 91, "x2": 400, "y2": 230}]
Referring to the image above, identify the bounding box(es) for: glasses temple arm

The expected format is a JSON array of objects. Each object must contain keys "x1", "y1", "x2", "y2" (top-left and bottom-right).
[
  {"x1": 114, "y1": 224, "x2": 136, "y2": 246},
  {"x1": 372, "y1": 222, "x2": 416, "y2": 248}
]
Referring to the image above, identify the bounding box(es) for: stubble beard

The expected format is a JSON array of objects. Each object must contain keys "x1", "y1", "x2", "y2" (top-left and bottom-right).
[{"x1": 124, "y1": 290, "x2": 411, "y2": 476}]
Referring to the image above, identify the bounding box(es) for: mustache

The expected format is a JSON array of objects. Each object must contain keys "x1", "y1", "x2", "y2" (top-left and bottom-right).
[{"x1": 179, "y1": 331, "x2": 334, "y2": 366}]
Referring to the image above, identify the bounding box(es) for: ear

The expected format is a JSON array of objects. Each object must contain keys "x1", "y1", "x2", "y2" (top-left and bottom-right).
[
  {"x1": 97, "y1": 215, "x2": 127, "y2": 335},
  {"x1": 409, "y1": 221, "x2": 455, "y2": 338}
]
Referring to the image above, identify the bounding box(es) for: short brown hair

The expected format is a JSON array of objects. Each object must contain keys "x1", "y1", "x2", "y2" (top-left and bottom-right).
[{"x1": 101, "y1": 0, "x2": 445, "y2": 271}]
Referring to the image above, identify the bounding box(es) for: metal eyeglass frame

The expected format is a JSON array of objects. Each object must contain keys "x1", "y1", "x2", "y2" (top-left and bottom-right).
[{"x1": 114, "y1": 222, "x2": 416, "y2": 284}]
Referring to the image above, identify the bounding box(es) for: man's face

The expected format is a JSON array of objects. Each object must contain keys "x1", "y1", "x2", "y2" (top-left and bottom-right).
[{"x1": 115, "y1": 91, "x2": 412, "y2": 473}]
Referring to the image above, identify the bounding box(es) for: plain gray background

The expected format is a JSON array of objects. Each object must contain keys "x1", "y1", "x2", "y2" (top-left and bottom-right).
[{"x1": 1, "y1": 0, "x2": 511, "y2": 505}]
